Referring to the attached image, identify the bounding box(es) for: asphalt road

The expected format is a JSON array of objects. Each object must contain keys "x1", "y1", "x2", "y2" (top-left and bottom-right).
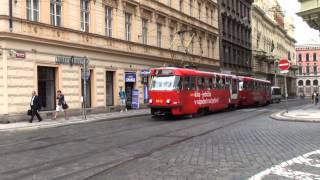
[{"x1": 0, "y1": 99, "x2": 319, "y2": 180}]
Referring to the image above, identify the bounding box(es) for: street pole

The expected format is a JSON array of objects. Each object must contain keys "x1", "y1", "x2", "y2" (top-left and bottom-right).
[
  {"x1": 274, "y1": 60, "x2": 278, "y2": 86},
  {"x1": 82, "y1": 57, "x2": 87, "y2": 120},
  {"x1": 284, "y1": 74, "x2": 288, "y2": 113}
]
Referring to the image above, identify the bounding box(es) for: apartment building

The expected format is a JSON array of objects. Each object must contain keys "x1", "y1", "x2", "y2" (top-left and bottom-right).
[{"x1": 0, "y1": 0, "x2": 219, "y2": 121}]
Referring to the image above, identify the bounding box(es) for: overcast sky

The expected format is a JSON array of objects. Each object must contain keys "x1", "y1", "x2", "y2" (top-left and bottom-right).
[{"x1": 278, "y1": 0, "x2": 320, "y2": 44}]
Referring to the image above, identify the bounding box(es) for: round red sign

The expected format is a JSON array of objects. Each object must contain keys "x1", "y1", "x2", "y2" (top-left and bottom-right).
[{"x1": 278, "y1": 59, "x2": 290, "y2": 71}]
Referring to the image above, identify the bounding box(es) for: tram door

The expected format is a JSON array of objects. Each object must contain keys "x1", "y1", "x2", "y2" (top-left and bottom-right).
[{"x1": 231, "y1": 77, "x2": 238, "y2": 100}]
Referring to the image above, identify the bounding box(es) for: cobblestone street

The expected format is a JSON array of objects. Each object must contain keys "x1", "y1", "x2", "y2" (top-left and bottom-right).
[{"x1": 0, "y1": 100, "x2": 319, "y2": 180}]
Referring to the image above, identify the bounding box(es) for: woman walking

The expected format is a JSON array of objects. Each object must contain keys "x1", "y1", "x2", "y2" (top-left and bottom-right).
[{"x1": 53, "y1": 90, "x2": 68, "y2": 120}]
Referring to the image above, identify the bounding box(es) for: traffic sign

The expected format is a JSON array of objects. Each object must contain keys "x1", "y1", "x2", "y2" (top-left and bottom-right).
[{"x1": 278, "y1": 59, "x2": 290, "y2": 71}]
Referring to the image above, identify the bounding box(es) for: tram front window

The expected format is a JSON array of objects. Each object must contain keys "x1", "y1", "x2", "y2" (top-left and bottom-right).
[{"x1": 151, "y1": 76, "x2": 181, "y2": 90}]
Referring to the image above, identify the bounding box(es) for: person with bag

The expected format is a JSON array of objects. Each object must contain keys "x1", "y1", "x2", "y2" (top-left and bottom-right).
[
  {"x1": 29, "y1": 91, "x2": 42, "y2": 123},
  {"x1": 53, "y1": 90, "x2": 69, "y2": 120}
]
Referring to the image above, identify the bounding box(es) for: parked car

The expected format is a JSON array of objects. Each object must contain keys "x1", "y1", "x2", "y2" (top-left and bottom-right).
[{"x1": 271, "y1": 86, "x2": 281, "y2": 103}]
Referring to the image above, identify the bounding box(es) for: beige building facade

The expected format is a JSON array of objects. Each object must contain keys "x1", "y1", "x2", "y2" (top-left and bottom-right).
[
  {"x1": 0, "y1": 0, "x2": 219, "y2": 121},
  {"x1": 251, "y1": 0, "x2": 297, "y2": 96}
]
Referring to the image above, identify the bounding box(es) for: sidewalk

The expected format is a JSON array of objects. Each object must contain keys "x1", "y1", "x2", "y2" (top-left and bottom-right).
[
  {"x1": 0, "y1": 109, "x2": 150, "y2": 132},
  {"x1": 270, "y1": 104, "x2": 320, "y2": 122}
]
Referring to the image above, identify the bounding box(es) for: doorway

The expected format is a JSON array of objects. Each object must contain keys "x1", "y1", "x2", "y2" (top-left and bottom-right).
[
  {"x1": 106, "y1": 71, "x2": 114, "y2": 106},
  {"x1": 37, "y1": 66, "x2": 56, "y2": 111}
]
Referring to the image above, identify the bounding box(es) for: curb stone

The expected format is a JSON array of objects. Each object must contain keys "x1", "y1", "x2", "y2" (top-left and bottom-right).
[{"x1": 0, "y1": 111, "x2": 150, "y2": 132}]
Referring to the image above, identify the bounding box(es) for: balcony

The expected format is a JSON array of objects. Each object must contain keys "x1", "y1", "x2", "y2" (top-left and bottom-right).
[{"x1": 297, "y1": 0, "x2": 320, "y2": 30}]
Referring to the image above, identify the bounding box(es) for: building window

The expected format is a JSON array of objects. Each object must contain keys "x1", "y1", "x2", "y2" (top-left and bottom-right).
[
  {"x1": 298, "y1": 80, "x2": 303, "y2": 86},
  {"x1": 168, "y1": 0, "x2": 171, "y2": 7},
  {"x1": 211, "y1": 9, "x2": 214, "y2": 25},
  {"x1": 125, "y1": 13, "x2": 132, "y2": 41},
  {"x1": 207, "y1": 40, "x2": 210, "y2": 57},
  {"x1": 298, "y1": 53, "x2": 302, "y2": 61},
  {"x1": 142, "y1": 19, "x2": 148, "y2": 44},
  {"x1": 157, "y1": 23, "x2": 162, "y2": 48},
  {"x1": 307, "y1": 64, "x2": 310, "y2": 74},
  {"x1": 306, "y1": 80, "x2": 311, "y2": 86},
  {"x1": 179, "y1": 0, "x2": 184, "y2": 12},
  {"x1": 306, "y1": 53, "x2": 309, "y2": 61},
  {"x1": 50, "y1": 0, "x2": 62, "y2": 26},
  {"x1": 314, "y1": 53, "x2": 317, "y2": 61},
  {"x1": 206, "y1": 8, "x2": 208, "y2": 23},
  {"x1": 189, "y1": 0, "x2": 193, "y2": 16},
  {"x1": 198, "y1": 3, "x2": 201, "y2": 20},
  {"x1": 314, "y1": 80, "x2": 318, "y2": 86},
  {"x1": 199, "y1": 37, "x2": 203, "y2": 55},
  {"x1": 169, "y1": 27, "x2": 174, "y2": 48},
  {"x1": 80, "y1": 0, "x2": 90, "y2": 32},
  {"x1": 299, "y1": 65, "x2": 303, "y2": 75},
  {"x1": 105, "y1": 6, "x2": 112, "y2": 37},
  {"x1": 314, "y1": 64, "x2": 318, "y2": 75},
  {"x1": 26, "y1": 0, "x2": 39, "y2": 21}
]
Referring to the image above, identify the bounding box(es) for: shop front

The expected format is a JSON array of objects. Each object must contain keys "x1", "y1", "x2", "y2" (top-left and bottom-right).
[{"x1": 125, "y1": 72, "x2": 136, "y2": 109}]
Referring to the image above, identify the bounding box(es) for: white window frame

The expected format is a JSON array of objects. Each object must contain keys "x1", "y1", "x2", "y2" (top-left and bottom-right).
[
  {"x1": 142, "y1": 19, "x2": 148, "y2": 44},
  {"x1": 80, "y1": 0, "x2": 90, "y2": 32},
  {"x1": 50, "y1": 0, "x2": 62, "y2": 26},
  {"x1": 105, "y1": 6, "x2": 113, "y2": 37},
  {"x1": 26, "y1": 0, "x2": 39, "y2": 22},
  {"x1": 157, "y1": 23, "x2": 162, "y2": 48},
  {"x1": 125, "y1": 13, "x2": 132, "y2": 41}
]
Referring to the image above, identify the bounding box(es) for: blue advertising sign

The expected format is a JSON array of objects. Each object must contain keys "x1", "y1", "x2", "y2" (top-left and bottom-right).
[
  {"x1": 140, "y1": 70, "x2": 150, "y2": 77},
  {"x1": 131, "y1": 89, "x2": 139, "y2": 109},
  {"x1": 144, "y1": 84, "x2": 149, "y2": 103},
  {"x1": 125, "y1": 72, "x2": 136, "y2": 82}
]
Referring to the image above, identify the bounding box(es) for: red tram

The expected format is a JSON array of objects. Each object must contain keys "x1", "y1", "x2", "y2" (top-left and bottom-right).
[{"x1": 148, "y1": 67, "x2": 271, "y2": 117}]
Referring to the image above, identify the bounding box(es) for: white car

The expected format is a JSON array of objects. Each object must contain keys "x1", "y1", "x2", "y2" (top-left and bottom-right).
[{"x1": 271, "y1": 86, "x2": 281, "y2": 103}]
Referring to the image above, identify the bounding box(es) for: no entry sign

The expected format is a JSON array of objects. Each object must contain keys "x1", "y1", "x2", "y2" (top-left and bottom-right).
[{"x1": 278, "y1": 59, "x2": 289, "y2": 73}]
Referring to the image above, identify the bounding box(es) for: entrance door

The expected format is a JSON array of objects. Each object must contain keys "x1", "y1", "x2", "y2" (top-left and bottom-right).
[
  {"x1": 81, "y1": 70, "x2": 92, "y2": 108},
  {"x1": 125, "y1": 82, "x2": 134, "y2": 109},
  {"x1": 38, "y1": 67, "x2": 56, "y2": 111},
  {"x1": 106, "y1": 71, "x2": 114, "y2": 106}
]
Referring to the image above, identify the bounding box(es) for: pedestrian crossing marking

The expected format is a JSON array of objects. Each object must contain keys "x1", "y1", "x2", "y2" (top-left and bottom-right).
[{"x1": 249, "y1": 149, "x2": 320, "y2": 180}]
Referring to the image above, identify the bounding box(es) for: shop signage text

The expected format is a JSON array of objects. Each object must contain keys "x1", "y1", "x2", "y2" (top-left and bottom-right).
[
  {"x1": 55, "y1": 56, "x2": 88, "y2": 66},
  {"x1": 125, "y1": 73, "x2": 136, "y2": 83},
  {"x1": 15, "y1": 51, "x2": 26, "y2": 59}
]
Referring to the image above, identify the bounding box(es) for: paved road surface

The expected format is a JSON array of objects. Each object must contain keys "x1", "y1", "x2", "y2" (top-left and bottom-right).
[{"x1": 0, "y1": 99, "x2": 319, "y2": 180}]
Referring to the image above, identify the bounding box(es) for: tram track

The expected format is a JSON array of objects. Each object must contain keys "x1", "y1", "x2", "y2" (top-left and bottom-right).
[
  {"x1": 51, "y1": 110, "x2": 269, "y2": 180},
  {"x1": 0, "y1": 100, "x2": 307, "y2": 180},
  {"x1": 0, "y1": 108, "x2": 268, "y2": 180}
]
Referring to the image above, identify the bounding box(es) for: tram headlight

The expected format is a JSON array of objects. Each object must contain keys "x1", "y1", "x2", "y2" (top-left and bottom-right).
[
  {"x1": 149, "y1": 99, "x2": 153, "y2": 104},
  {"x1": 166, "y1": 99, "x2": 171, "y2": 104}
]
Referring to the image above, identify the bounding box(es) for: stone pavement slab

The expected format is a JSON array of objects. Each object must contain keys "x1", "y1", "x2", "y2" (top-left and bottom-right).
[
  {"x1": 0, "y1": 109, "x2": 150, "y2": 132},
  {"x1": 270, "y1": 104, "x2": 320, "y2": 122}
]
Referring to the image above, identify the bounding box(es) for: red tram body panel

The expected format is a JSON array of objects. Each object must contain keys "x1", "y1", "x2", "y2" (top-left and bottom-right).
[{"x1": 148, "y1": 67, "x2": 271, "y2": 117}]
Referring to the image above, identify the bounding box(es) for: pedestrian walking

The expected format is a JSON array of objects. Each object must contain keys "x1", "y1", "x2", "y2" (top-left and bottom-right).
[
  {"x1": 53, "y1": 90, "x2": 69, "y2": 120},
  {"x1": 119, "y1": 86, "x2": 127, "y2": 112},
  {"x1": 316, "y1": 92, "x2": 319, "y2": 105},
  {"x1": 29, "y1": 91, "x2": 42, "y2": 123}
]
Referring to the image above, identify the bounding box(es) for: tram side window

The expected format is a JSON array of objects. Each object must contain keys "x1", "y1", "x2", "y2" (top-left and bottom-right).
[
  {"x1": 232, "y1": 79, "x2": 237, "y2": 93},
  {"x1": 216, "y1": 76, "x2": 221, "y2": 89},
  {"x1": 197, "y1": 77, "x2": 205, "y2": 90},
  {"x1": 212, "y1": 77, "x2": 216, "y2": 89},
  {"x1": 205, "y1": 78, "x2": 211, "y2": 90},
  {"x1": 226, "y1": 77, "x2": 231, "y2": 89},
  {"x1": 189, "y1": 77, "x2": 196, "y2": 90},
  {"x1": 182, "y1": 77, "x2": 188, "y2": 90},
  {"x1": 222, "y1": 77, "x2": 226, "y2": 89}
]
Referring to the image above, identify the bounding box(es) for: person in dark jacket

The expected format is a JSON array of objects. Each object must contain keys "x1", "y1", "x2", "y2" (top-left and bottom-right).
[
  {"x1": 53, "y1": 90, "x2": 68, "y2": 120},
  {"x1": 29, "y1": 91, "x2": 42, "y2": 123}
]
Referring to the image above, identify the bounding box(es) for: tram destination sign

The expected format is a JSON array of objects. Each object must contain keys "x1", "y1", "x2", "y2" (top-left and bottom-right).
[{"x1": 55, "y1": 56, "x2": 88, "y2": 66}]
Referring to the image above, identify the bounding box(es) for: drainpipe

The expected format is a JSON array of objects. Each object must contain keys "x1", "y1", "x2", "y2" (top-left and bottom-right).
[{"x1": 9, "y1": 0, "x2": 13, "y2": 32}]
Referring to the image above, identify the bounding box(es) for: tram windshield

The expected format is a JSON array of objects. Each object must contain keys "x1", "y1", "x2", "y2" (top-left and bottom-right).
[{"x1": 151, "y1": 76, "x2": 181, "y2": 90}]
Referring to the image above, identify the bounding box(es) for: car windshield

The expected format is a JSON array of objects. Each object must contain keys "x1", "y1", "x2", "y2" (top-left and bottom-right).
[
  {"x1": 272, "y1": 88, "x2": 281, "y2": 95},
  {"x1": 151, "y1": 76, "x2": 181, "y2": 90}
]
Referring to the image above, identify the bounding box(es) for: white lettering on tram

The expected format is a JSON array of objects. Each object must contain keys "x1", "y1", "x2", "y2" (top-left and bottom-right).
[{"x1": 194, "y1": 98, "x2": 219, "y2": 105}]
